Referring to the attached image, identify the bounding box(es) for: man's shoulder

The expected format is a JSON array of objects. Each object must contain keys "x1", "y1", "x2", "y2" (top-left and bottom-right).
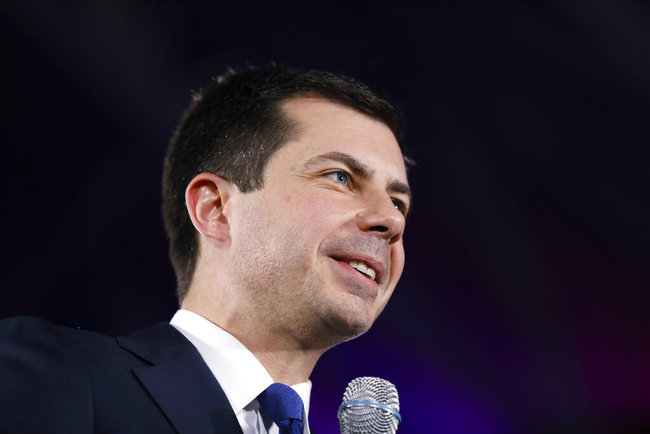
[
  {"x1": 0, "y1": 315, "x2": 196, "y2": 369},
  {"x1": 0, "y1": 315, "x2": 119, "y2": 357},
  {"x1": 0, "y1": 316, "x2": 189, "y2": 433},
  {"x1": 0, "y1": 315, "x2": 187, "y2": 361},
  {"x1": 0, "y1": 316, "x2": 108, "y2": 432},
  {"x1": 1, "y1": 315, "x2": 111, "y2": 340}
]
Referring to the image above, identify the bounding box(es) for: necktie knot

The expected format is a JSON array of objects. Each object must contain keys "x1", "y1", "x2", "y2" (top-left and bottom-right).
[{"x1": 257, "y1": 383, "x2": 304, "y2": 434}]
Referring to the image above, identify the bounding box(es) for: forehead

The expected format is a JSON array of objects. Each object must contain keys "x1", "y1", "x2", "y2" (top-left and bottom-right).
[{"x1": 273, "y1": 97, "x2": 408, "y2": 182}]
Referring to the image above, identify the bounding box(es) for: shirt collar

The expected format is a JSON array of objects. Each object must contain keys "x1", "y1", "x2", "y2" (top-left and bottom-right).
[{"x1": 170, "y1": 309, "x2": 311, "y2": 418}]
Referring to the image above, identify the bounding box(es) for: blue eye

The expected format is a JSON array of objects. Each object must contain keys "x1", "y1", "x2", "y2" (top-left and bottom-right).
[
  {"x1": 392, "y1": 199, "x2": 408, "y2": 215},
  {"x1": 326, "y1": 171, "x2": 350, "y2": 186}
]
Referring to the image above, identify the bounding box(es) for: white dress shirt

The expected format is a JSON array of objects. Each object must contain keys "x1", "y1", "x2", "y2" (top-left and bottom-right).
[{"x1": 170, "y1": 309, "x2": 311, "y2": 434}]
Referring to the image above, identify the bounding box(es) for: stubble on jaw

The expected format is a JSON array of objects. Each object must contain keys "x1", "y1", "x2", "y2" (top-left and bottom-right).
[{"x1": 227, "y1": 198, "x2": 378, "y2": 351}]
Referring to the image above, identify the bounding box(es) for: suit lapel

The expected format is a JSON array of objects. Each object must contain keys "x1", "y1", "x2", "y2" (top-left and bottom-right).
[{"x1": 118, "y1": 323, "x2": 242, "y2": 434}]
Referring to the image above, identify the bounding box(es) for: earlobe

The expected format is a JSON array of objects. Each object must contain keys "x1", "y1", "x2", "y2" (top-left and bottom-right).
[{"x1": 185, "y1": 173, "x2": 233, "y2": 243}]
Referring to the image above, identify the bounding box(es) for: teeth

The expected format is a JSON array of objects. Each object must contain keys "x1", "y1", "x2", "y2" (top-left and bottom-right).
[{"x1": 348, "y1": 261, "x2": 377, "y2": 281}]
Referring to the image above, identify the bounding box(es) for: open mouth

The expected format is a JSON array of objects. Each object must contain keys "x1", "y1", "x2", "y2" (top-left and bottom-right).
[{"x1": 345, "y1": 260, "x2": 377, "y2": 281}]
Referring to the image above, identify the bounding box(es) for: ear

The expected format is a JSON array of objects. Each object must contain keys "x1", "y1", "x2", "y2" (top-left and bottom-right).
[{"x1": 185, "y1": 173, "x2": 235, "y2": 244}]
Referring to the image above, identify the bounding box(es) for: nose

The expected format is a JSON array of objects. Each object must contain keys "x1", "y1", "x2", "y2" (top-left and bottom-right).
[{"x1": 355, "y1": 191, "x2": 405, "y2": 244}]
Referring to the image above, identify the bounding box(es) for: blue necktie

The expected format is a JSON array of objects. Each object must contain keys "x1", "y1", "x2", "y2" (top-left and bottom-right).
[{"x1": 257, "y1": 383, "x2": 305, "y2": 434}]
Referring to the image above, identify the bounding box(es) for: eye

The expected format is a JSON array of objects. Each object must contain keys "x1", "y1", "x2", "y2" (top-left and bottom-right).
[
  {"x1": 392, "y1": 198, "x2": 408, "y2": 216},
  {"x1": 326, "y1": 170, "x2": 351, "y2": 186}
]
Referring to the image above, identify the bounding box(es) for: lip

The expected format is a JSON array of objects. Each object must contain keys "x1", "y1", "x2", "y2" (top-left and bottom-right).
[
  {"x1": 329, "y1": 257, "x2": 379, "y2": 302},
  {"x1": 330, "y1": 254, "x2": 386, "y2": 285}
]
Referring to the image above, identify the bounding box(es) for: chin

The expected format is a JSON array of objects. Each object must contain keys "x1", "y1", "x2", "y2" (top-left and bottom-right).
[
  {"x1": 303, "y1": 283, "x2": 382, "y2": 346},
  {"x1": 319, "y1": 305, "x2": 377, "y2": 345}
]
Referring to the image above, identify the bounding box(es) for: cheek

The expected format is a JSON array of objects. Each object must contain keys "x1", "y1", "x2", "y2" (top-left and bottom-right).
[
  {"x1": 260, "y1": 192, "x2": 338, "y2": 252},
  {"x1": 390, "y1": 243, "x2": 406, "y2": 284},
  {"x1": 284, "y1": 191, "x2": 344, "y2": 228},
  {"x1": 376, "y1": 244, "x2": 404, "y2": 315}
]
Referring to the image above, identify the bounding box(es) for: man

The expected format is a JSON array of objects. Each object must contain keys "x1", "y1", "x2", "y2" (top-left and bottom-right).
[{"x1": 0, "y1": 65, "x2": 411, "y2": 433}]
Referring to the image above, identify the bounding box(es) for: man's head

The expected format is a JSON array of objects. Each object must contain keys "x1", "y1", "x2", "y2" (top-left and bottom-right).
[
  {"x1": 163, "y1": 65, "x2": 407, "y2": 303},
  {"x1": 214, "y1": 97, "x2": 411, "y2": 346}
]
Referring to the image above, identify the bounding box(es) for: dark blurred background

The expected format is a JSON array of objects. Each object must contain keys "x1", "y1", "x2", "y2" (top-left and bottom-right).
[{"x1": 1, "y1": 1, "x2": 648, "y2": 432}]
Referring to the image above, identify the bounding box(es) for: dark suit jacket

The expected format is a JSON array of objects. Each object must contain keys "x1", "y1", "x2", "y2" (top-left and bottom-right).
[{"x1": 0, "y1": 316, "x2": 244, "y2": 433}]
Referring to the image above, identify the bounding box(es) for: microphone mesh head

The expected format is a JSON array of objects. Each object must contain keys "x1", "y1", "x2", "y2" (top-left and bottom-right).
[{"x1": 338, "y1": 376, "x2": 400, "y2": 434}]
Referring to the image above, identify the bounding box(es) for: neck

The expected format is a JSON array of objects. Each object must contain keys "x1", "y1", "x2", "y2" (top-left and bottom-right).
[
  {"x1": 182, "y1": 292, "x2": 329, "y2": 385},
  {"x1": 241, "y1": 337, "x2": 325, "y2": 385}
]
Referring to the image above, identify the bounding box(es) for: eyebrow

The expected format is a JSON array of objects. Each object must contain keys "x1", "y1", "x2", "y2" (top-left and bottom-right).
[
  {"x1": 387, "y1": 178, "x2": 412, "y2": 201},
  {"x1": 301, "y1": 151, "x2": 412, "y2": 202},
  {"x1": 302, "y1": 151, "x2": 373, "y2": 177}
]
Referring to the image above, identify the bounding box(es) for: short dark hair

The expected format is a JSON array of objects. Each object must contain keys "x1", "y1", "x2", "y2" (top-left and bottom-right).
[{"x1": 163, "y1": 65, "x2": 404, "y2": 302}]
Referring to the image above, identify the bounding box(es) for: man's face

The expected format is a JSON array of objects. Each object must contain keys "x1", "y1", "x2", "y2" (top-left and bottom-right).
[{"x1": 228, "y1": 97, "x2": 410, "y2": 347}]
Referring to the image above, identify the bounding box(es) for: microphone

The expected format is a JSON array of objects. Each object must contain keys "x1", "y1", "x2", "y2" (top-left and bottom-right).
[{"x1": 337, "y1": 376, "x2": 401, "y2": 433}]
